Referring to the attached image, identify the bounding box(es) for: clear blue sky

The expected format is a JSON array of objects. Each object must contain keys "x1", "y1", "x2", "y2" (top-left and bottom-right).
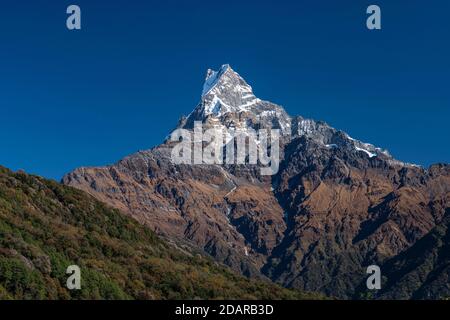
[{"x1": 0, "y1": 0, "x2": 449, "y2": 180}]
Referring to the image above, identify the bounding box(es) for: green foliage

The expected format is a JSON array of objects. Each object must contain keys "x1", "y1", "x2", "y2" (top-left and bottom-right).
[{"x1": 0, "y1": 166, "x2": 324, "y2": 300}]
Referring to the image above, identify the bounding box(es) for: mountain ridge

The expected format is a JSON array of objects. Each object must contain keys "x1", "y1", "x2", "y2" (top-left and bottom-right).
[{"x1": 63, "y1": 65, "x2": 450, "y2": 298}]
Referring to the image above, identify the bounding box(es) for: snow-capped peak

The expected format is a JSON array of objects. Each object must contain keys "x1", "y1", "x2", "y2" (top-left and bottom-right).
[
  {"x1": 199, "y1": 64, "x2": 258, "y2": 117},
  {"x1": 180, "y1": 64, "x2": 292, "y2": 135},
  {"x1": 202, "y1": 64, "x2": 231, "y2": 96}
]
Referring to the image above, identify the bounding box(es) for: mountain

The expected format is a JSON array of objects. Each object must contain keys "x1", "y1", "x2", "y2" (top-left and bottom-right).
[
  {"x1": 63, "y1": 65, "x2": 450, "y2": 298},
  {"x1": 0, "y1": 165, "x2": 322, "y2": 299}
]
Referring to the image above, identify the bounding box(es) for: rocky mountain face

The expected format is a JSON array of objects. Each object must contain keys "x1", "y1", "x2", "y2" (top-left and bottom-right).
[
  {"x1": 355, "y1": 208, "x2": 450, "y2": 299},
  {"x1": 63, "y1": 65, "x2": 450, "y2": 298}
]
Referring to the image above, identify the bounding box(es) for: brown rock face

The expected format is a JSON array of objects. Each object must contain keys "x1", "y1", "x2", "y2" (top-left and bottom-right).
[
  {"x1": 263, "y1": 137, "x2": 449, "y2": 297},
  {"x1": 370, "y1": 208, "x2": 450, "y2": 300},
  {"x1": 62, "y1": 65, "x2": 450, "y2": 298},
  {"x1": 63, "y1": 145, "x2": 284, "y2": 277}
]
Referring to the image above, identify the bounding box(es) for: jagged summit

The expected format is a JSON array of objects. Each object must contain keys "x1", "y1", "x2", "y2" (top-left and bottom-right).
[
  {"x1": 200, "y1": 64, "x2": 259, "y2": 116},
  {"x1": 202, "y1": 64, "x2": 253, "y2": 97},
  {"x1": 181, "y1": 64, "x2": 292, "y2": 135},
  {"x1": 202, "y1": 64, "x2": 235, "y2": 96}
]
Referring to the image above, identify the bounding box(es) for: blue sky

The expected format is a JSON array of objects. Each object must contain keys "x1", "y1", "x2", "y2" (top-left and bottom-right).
[{"x1": 0, "y1": 0, "x2": 449, "y2": 180}]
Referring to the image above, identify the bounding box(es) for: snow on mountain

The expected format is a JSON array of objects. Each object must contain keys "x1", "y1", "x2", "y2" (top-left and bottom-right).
[
  {"x1": 200, "y1": 64, "x2": 260, "y2": 117},
  {"x1": 181, "y1": 64, "x2": 291, "y2": 135},
  {"x1": 355, "y1": 146, "x2": 377, "y2": 158},
  {"x1": 177, "y1": 64, "x2": 413, "y2": 166}
]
